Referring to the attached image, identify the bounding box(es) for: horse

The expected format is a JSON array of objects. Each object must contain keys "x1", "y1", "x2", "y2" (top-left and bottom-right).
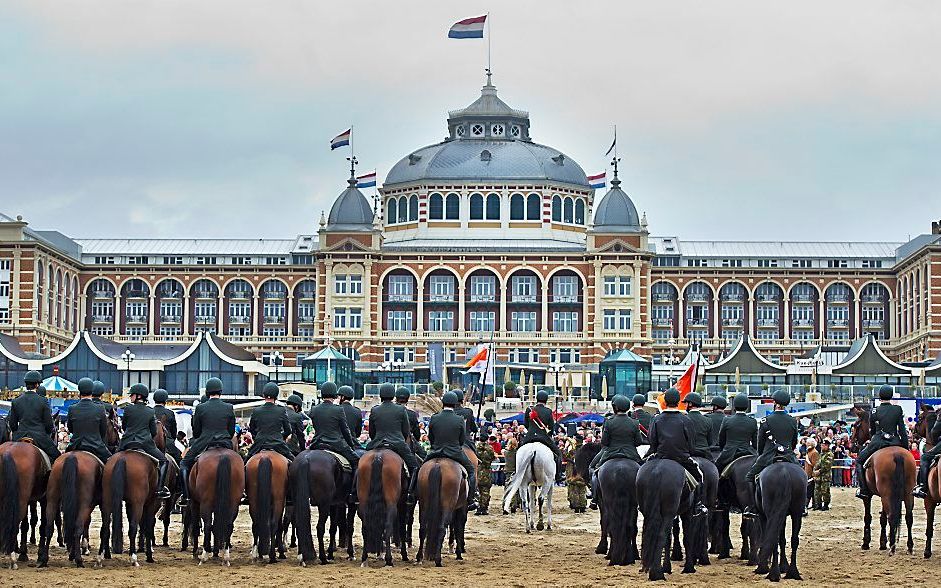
[
  {"x1": 246, "y1": 450, "x2": 290, "y2": 564},
  {"x1": 715, "y1": 455, "x2": 760, "y2": 563},
  {"x1": 186, "y1": 447, "x2": 245, "y2": 566},
  {"x1": 445, "y1": 445, "x2": 477, "y2": 556},
  {"x1": 152, "y1": 420, "x2": 181, "y2": 547},
  {"x1": 416, "y1": 457, "x2": 468, "y2": 566},
  {"x1": 357, "y1": 448, "x2": 408, "y2": 566},
  {"x1": 636, "y1": 458, "x2": 703, "y2": 581},
  {"x1": 574, "y1": 441, "x2": 602, "y2": 493},
  {"x1": 501, "y1": 442, "x2": 555, "y2": 534},
  {"x1": 754, "y1": 461, "x2": 806, "y2": 582},
  {"x1": 0, "y1": 441, "x2": 50, "y2": 569},
  {"x1": 596, "y1": 458, "x2": 640, "y2": 566},
  {"x1": 97, "y1": 451, "x2": 160, "y2": 567},
  {"x1": 38, "y1": 451, "x2": 103, "y2": 568},
  {"x1": 290, "y1": 449, "x2": 353, "y2": 566},
  {"x1": 923, "y1": 459, "x2": 941, "y2": 558},
  {"x1": 861, "y1": 446, "x2": 916, "y2": 554},
  {"x1": 850, "y1": 405, "x2": 871, "y2": 454},
  {"x1": 691, "y1": 456, "x2": 719, "y2": 566}
]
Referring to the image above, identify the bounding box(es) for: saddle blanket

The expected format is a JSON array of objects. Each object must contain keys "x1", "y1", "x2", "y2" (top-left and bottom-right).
[
  {"x1": 684, "y1": 469, "x2": 698, "y2": 489},
  {"x1": 17, "y1": 439, "x2": 52, "y2": 473},
  {"x1": 324, "y1": 450, "x2": 352, "y2": 473},
  {"x1": 128, "y1": 449, "x2": 160, "y2": 466},
  {"x1": 72, "y1": 450, "x2": 105, "y2": 469},
  {"x1": 720, "y1": 455, "x2": 752, "y2": 479}
]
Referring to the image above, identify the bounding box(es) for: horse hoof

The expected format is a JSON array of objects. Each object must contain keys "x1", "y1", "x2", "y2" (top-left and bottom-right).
[
  {"x1": 785, "y1": 572, "x2": 802, "y2": 581},
  {"x1": 536, "y1": 523, "x2": 544, "y2": 531}
]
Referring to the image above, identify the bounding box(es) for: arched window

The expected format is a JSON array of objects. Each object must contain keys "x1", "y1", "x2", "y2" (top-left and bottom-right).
[
  {"x1": 486, "y1": 194, "x2": 500, "y2": 220},
  {"x1": 397, "y1": 196, "x2": 408, "y2": 223},
  {"x1": 470, "y1": 194, "x2": 484, "y2": 220},
  {"x1": 527, "y1": 193, "x2": 540, "y2": 220},
  {"x1": 445, "y1": 193, "x2": 460, "y2": 219},
  {"x1": 552, "y1": 195, "x2": 562, "y2": 222},
  {"x1": 408, "y1": 194, "x2": 418, "y2": 221},
  {"x1": 574, "y1": 199, "x2": 586, "y2": 224},
  {"x1": 429, "y1": 193, "x2": 443, "y2": 220},
  {"x1": 563, "y1": 197, "x2": 574, "y2": 223},
  {"x1": 510, "y1": 194, "x2": 524, "y2": 220},
  {"x1": 386, "y1": 198, "x2": 397, "y2": 224}
]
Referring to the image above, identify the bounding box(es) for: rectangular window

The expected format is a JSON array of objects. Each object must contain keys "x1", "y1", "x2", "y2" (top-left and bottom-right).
[
  {"x1": 757, "y1": 259, "x2": 778, "y2": 268},
  {"x1": 159, "y1": 326, "x2": 182, "y2": 337},
  {"x1": 297, "y1": 302, "x2": 316, "y2": 321},
  {"x1": 511, "y1": 348, "x2": 540, "y2": 364},
  {"x1": 125, "y1": 301, "x2": 147, "y2": 323},
  {"x1": 552, "y1": 275, "x2": 578, "y2": 301},
  {"x1": 334, "y1": 274, "x2": 348, "y2": 295},
  {"x1": 511, "y1": 275, "x2": 537, "y2": 302},
  {"x1": 163, "y1": 256, "x2": 183, "y2": 265},
  {"x1": 686, "y1": 258, "x2": 707, "y2": 267},
  {"x1": 792, "y1": 305, "x2": 814, "y2": 322},
  {"x1": 94, "y1": 256, "x2": 115, "y2": 265},
  {"x1": 349, "y1": 275, "x2": 363, "y2": 295},
  {"x1": 792, "y1": 259, "x2": 812, "y2": 268},
  {"x1": 263, "y1": 301, "x2": 284, "y2": 320},
  {"x1": 196, "y1": 256, "x2": 217, "y2": 265},
  {"x1": 292, "y1": 254, "x2": 314, "y2": 265},
  {"x1": 387, "y1": 310, "x2": 413, "y2": 331},
  {"x1": 721, "y1": 305, "x2": 744, "y2": 320},
  {"x1": 231, "y1": 256, "x2": 252, "y2": 265},
  {"x1": 602, "y1": 309, "x2": 632, "y2": 331},
  {"x1": 469, "y1": 311, "x2": 495, "y2": 332},
  {"x1": 793, "y1": 329, "x2": 814, "y2": 341},
  {"x1": 262, "y1": 326, "x2": 286, "y2": 337},
  {"x1": 383, "y1": 347, "x2": 415, "y2": 363},
  {"x1": 652, "y1": 329, "x2": 672, "y2": 342},
  {"x1": 91, "y1": 326, "x2": 114, "y2": 336},
  {"x1": 721, "y1": 259, "x2": 743, "y2": 267},
  {"x1": 194, "y1": 302, "x2": 216, "y2": 319},
  {"x1": 755, "y1": 330, "x2": 776, "y2": 340},
  {"x1": 827, "y1": 259, "x2": 848, "y2": 268},
  {"x1": 265, "y1": 256, "x2": 287, "y2": 265},
  {"x1": 861, "y1": 259, "x2": 883, "y2": 269},
  {"x1": 603, "y1": 275, "x2": 632, "y2": 297},
  {"x1": 652, "y1": 305, "x2": 673, "y2": 320},
  {"x1": 125, "y1": 326, "x2": 146, "y2": 337},
  {"x1": 549, "y1": 348, "x2": 580, "y2": 364},
  {"x1": 333, "y1": 308, "x2": 347, "y2": 329},
  {"x1": 469, "y1": 275, "x2": 496, "y2": 302},
  {"x1": 349, "y1": 307, "x2": 362, "y2": 329},
  {"x1": 427, "y1": 310, "x2": 454, "y2": 331},
  {"x1": 552, "y1": 311, "x2": 579, "y2": 332},
  {"x1": 128, "y1": 256, "x2": 148, "y2": 265},
  {"x1": 429, "y1": 275, "x2": 455, "y2": 301},
  {"x1": 511, "y1": 311, "x2": 537, "y2": 332},
  {"x1": 297, "y1": 327, "x2": 316, "y2": 338},
  {"x1": 387, "y1": 275, "x2": 414, "y2": 301}
]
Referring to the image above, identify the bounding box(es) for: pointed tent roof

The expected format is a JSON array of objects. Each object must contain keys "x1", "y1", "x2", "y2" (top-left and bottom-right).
[
  {"x1": 304, "y1": 347, "x2": 352, "y2": 362},
  {"x1": 600, "y1": 348, "x2": 651, "y2": 364},
  {"x1": 677, "y1": 346, "x2": 711, "y2": 367},
  {"x1": 831, "y1": 334, "x2": 913, "y2": 376},
  {"x1": 704, "y1": 335, "x2": 785, "y2": 374}
]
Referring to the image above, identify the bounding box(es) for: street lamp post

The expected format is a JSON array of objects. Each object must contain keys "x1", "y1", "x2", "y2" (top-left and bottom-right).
[
  {"x1": 121, "y1": 347, "x2": 135, "y2": 392},
  {"x1": 270, "y1": 350, "x2": 283, "y2": 383}
]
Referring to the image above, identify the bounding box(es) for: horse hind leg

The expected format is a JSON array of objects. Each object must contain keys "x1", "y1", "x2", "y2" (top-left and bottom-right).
[
  {"x1": 316, "y1": 506, "x2": 329, "y2": 565},
  {"x1": 906, "y1": 498, "x2": 915, "y2": 555},
  {"x1": 784, "y1": 514, "x2": 803, "y2": 580},
  {"x1": 671, "y1": 518, "x2": 683, "y2": 561},
  {"x1": 861, "y1": 497, "x2": 872, "y2": 550},
  {"x1": 536, "y1": 494, "x2": 544, "y2": 531},
  {"x1": 879, "y1": 509, "x2": 888, "y2": 551}
]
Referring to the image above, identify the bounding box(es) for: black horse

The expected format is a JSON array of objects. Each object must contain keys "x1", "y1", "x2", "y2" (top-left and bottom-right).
[
  {"x1": 755, "y1": 461, "x2": 806, "y2": 582},
  {"x1": 291, "y1": 449, "x2": 354, "y2": 565},
  {"x1": 715, "y1": 455, "x2": 759, "y2": 563},
  {"x1": 637, "y1": 458, "x2": 703, "y2": 581},
  {"x1": 596, "y1": 458, "x2": 640, "y2": 566}
]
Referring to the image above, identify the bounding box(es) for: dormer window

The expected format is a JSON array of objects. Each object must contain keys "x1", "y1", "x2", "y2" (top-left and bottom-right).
[
  {"x1": 455, "y1": 125, "x2": 465, "y2": 137},
  {"x1": 491, "y1": 124, "x2": 505, "y2": 137},
  {"x1": 510, "y1": 125, "x2": 521, "y2": 138},
  {"x1": 471, "y1": 124, "x2": 484, "y2": 136}
]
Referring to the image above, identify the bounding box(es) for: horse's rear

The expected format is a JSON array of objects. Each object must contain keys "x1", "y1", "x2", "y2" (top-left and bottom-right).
[
  {"x1": 756, "y1": 461, "x2": 806, "y2": 581},
  {"x1": 98, "y1": 450, "x2": 158, "y2": 567},
  {"x1": 357, "y1": 448, "x2": 406, "y2": 566},
  {"x1": 290, "y1": 449, "x2": 349, "y2": 566},
  {"x1": 721, "y1": 455, "x2": 759, "y2": 563},
  {"x1": 501, "y1": 443, "x2": 555, "y2": 534},
  {"x1": 246, "y1": 450, "x2": 289, "y2": 564},
  {"x1": 636, "y1": 458, "x2": 698, "y2": 580},
  {"x1": 416, "y1": 458, "x2": 464, "y2": 566},
  {"x1": 39, "y1": 451, "x2": 102, "y2": 568},
  {"x1": 864, "y1": 445, "x2": 916, "y2": 554},
  {"x1": 0, "y1": 442, "x2": 47, "y2": 569},
  {"x1": 924, "y1": 463, "x2": 941, "y2": 558},
  {"x1": 189, "y1": 448, "x2": 245, "y2": 566},
  {"x1": 597, "y1": 458, "x2": 640, "y2": 566}
]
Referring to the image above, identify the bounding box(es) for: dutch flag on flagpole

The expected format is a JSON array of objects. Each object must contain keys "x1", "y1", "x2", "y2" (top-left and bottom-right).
[
  {"x1": 448, "y1": 15, "x2": 487, "y2": 38},
  {"x1": 330, "y1": 128, "x2": 351, "y2": 150},
  {"x1": 356, "y1": 170, "x2": 377, "y2": 188},
  {"x1": 588, "y1": 172, "x2": 606, "y2": 190}
]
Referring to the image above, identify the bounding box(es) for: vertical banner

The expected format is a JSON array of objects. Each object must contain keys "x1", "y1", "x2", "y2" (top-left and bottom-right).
[{"x1": 428, "y1": 342, "x2": 445, "y2": 384}]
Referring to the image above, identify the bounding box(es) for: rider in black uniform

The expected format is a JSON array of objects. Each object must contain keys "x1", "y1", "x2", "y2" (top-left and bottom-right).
[
  {"x1": 914, "y1": 416, "x2": 941, "y2": 498},
  {"x1": 245, "y1": 382, "x2": 295, "y2": 462},
  {"x1": 178, "y1": 377, "x2": 236, "y2": 507},
  {"x1": 8, "y1": 371, "x2": 60, "y2": 460},
  {"x1": 856, "y1": 385, "x2": 908, "y2": 498},
  {"x1": 284, "y1": 394, "x2": 309, "y2": 455},
  {"x1": 706, "y1": 396, "x2": 728, "y2": 451},
  {"x1": 744, "y1": 389, "x2": 798, "y2": 516},
  {"x1": 715, "y1": 393, "x2": 758, "y2": 472},
  {"x1": 338, "y1": 385, "x2": 363, "y2": 440},
  {"x1": 588, "y1": 395, "x2": 644, "y2": 508},
  {"x1": 118, "y1": 383, "x2": 171, "y2": 498},
  {"x1": 395, "y1": 386, "x2": 427, "y2": 460},
  {"x1": 308, "y1": 382, "x2": 360, "y2": 469},
  {"x1": 454, "y1": 394, "x2": 479, "y2": 448},
  {"x1": 647, "y1": 388, "x2": 708, "y2": 515},
  {"x1": 520, "y1": 390, "x2": 564, "y2": 483},
  {"x1": 684, "y1": 392, "x2": 716, "y2": 460},
  {"x1": 152, "y1": 388, "x2": 183, "y2": 463},
  {"x1": 426, "y1": 391, "x2": 479, "y2": 510},
  {"x1": 64, "y1": 377, "x2": 112, "y2": 464},
  {"x1": 631, "y1": 393, "x2": 654, "y2": 439},
  {"x1": 366, "y1": 383, "x2": 421, "y2": 502}
]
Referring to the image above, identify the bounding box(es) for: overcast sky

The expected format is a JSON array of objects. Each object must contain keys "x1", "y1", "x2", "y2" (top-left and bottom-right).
[{"x1": 2, "y1": 1, "x2": 939, "y2": 242}]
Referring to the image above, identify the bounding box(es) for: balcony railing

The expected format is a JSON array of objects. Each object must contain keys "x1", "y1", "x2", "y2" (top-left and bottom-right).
[
  {"x1": 229, "y1": 315, "x2": 250, "y2": 325},
  {"x1": 91, "y1": 314, "x2": 113, "y2": 323},
  {"x1": 651, "y1": 317, "x2": 674, "y2": 327},
  {"x1": 722, "y1": 317, "x2": 743, "y2": 327},
  {"x1": 124, "y1": 290, "x2": 148, "y2": 299},
  {"x1": 757, "y1": 318, "x2": 779, "y2": 327},
  {"x1": 92, "y1": 290, "x2": 114, "y2": 299},
  {"x1": 297, "y1": 316, "x2": 315, "y2": 325},
  {"x1": 827, "y1": 319, "x2": 849, "y2": 328},
  {"x1": 652, "y1": 293, "x2": 676, "y2": 302},
  {"x1": 427, "y1": 294, "x2": 455, "y2": 303},
  {"x1": 550, "y1": 295, "x2": 580, "y2": 304},
  {"x1": 826, "y1": 294, "x2": 850, "y2": 303},
  {"x1": 228, "y1": 291, "x2": 251, "y2": 301},
  {"x1": 686, "y1": 317, "x2": 709, "y2": 327},
  {"x1": 757, "y1": 294, "x2": 780, "y2": 303},
  {"x1": 297, "y1": 290, "x2": 316, "y2": 300},
  {"x1": 721, "y1": 293, "x2": 745, "y2": 302},
  {"x1": 194, "y1": 315, "x2": 216, "y2": 324},
  {"x1": 126, "y1": 314, "x2": 147, "y2": 324},
  {"x1": 469, "y1": 294, "x2": 496, "y2": 303},
  {"x1": 686, "y1": 293, "x2": 709, "y2": 303},
  {"x1": 160, "y1": 314, "x2": 182, "y2": 323},
  {"x1": 792, "y1": 318, "x2": 814, "y2": 328},
  {"x1": 193, "y1": 290, "x2": 216, "y2": 300},
  {"x1": 264, "y1": 315, "x2": 286, "y2": 324},
  {"x1": 386, "y1": 294, "x2": 415, "y2": 303},
  {"x1": 863, "y1": 319, "x2": 885, "y2": 329},
  {"x1": 262, "y1": 291, "x2": 286, "y2": 300},
  {"x1": 511, "y1": 295, "x2": 538, "y2": 303},
  {"x1": 862, "y1": 295, "x2": 885, "y2": 304},
  {"x1": 792, "y1": 294, "x2": 814, "y2": 303}
]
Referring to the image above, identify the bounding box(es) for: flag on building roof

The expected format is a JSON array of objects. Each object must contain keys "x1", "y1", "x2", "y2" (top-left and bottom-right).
[
  {"x1": 330, "y1": 128, "x2": 351, "y2": 150},
  {"x1": 356, "y1": 170, "x2": 377, "y2": 188},
  {"x1": 588, "y1": 172, "x2": 606, "y2": 190},
  {"x1": 448, "y1": 15, "x2": 487, "y2": 38}
]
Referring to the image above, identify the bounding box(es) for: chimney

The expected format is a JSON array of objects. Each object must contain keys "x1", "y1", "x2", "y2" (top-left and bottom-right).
[{"x1": 933, "y1": 220, "x2": 941, "y2": 235}]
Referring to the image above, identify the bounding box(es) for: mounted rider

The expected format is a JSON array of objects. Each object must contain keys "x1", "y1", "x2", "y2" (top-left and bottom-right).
[
  {"x1": 91, "y1": 380, "x2": 115, "y2": 419},
  {"x1": 63, "y1": 377, "x2": 112, "y2": 464},
  {"x1": 631, "y1": 393, "x2": 654, "y2": 439},
  {"x1": 715, "y1": 393, "x2": 758, "y2": 472},
  {"x1": 855, "y1": 385, "x2": 908, "y2": 499},
  {"x1": 152, "y1": 388, "x2": 183, "y2": 463},
  {"x1": 284, "y1": 393, "x2": 309, "y2": 455},
  {"x1": 684, "y1": 392, "x2": 717, "y2": 461},
  {"x1": 744, "y1": 389, "x2": 798, "y2": 516},
  {"x1": 647, "y1": 388, "x2": 708, "y2": 515},
  {"x1": 9, "y1": 370, "x2": 60, "y2": 460},
  {"x1": 706, "y1": 396, "x2": 728, "y2": 450},
  {"x1": 396, "y1": 386, "x2": 427, "y2": 460},
  {"x1": 338, "y1": 385, "x2": 363, "y2": 440},
  {"x1": 366, "y1": 382, "x2": 421, "y2": 503},
  {"x1": 588, "y1": 394, "x2": 644, "y2": 508},
  {"x1": 119, "y1": 383, "x2": 171, "y2": 499},
  {"x1": 426, "y1": 391, "x2": 479, "y2": 511},
  {"x1": 245, "y1": 382, "x2": 295, "y2": 462},
  {"x1": 521, "y1": 390, "x2": 564, "y2": 484},
  {"x1": 308, "y1": 381, "x2": 360, "y2": 471},
  {"x1": 914, "y1": 415, "x2": 941, "y2": 498},
  {"x1": 454, "y1": 393, "x2": 479, "y2": 448},
  {"x1": 179, "y1": 377, "x2": 236, "y2": 507}
]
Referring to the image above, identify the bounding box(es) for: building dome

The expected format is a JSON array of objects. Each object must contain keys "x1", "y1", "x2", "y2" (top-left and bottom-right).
[
  {"x1": 384, "y1": 80, "x2": 589, "y2": 189},
  {"x1": 591, "y1": 174, "x2": 642, "y2": 233},
  {"x1": 326, "y1": 178, "x2": 374, "y2": 232}
]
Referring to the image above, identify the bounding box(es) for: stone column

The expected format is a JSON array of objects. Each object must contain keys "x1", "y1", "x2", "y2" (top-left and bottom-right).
[{"x1": 114, "y1": 292, "x2": 123, "y2": 336}]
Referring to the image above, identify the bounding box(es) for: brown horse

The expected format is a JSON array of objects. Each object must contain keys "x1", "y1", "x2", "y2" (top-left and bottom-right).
[
  {"x1": 246, "y1": 450, "x2": 290, "y2": 564},
  {"x1": 38, "y1": 451, "x2": 103, "y2": 567},
  {"x1": 187, "y1": 448, "x2": 245, "y2": 566},
  {"x1": 97, "y1": 451, "x2": 159, "y2": 567},
  {"x1": 415, "y1": 458, "x2": 467, "y2": 567},
  {"x1": 850, "y1": 405, "x2": 871, "y2": 454},
  {"x1": 922, "y1": 460, "x2": 941, "y2": 558},
  {"x1": 151, "y1": 421, "x2": 181, "y2": 547},
  {"x1": 0, "y1": 441, "x2": 50, "y2": 569},
  {"x1": 357, "y1": 448, "x2": 408, "y2": 566},
  {"x1": 291, "y1": 449, "x2": 354, "y2": 566},
  {"x1": 861, "y1": 446, "x2": 916, "y2": 554}
]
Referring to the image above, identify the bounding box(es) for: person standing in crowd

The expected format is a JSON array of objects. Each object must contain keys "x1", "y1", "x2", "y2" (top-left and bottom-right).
[
  {"x1": 475, "y1": 435, "x2": 496, "y2": 515},
  {"x1": 803, "y1": 437, "x2": 819, "y2": 510},
  {"x1": 564, "y1": 435, "x2": 588, "y2": 513},
  {"x1": 502, "y1": 437, "x2": 519, "y2": 514},
  {"x1": 813, "y1": 438, "x2": 834, "y2": 510}
]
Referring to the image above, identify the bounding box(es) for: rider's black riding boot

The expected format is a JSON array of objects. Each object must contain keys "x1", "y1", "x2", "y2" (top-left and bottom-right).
[
  {"x1": 855, "y1": 461, "x2": 871, "y2": 499},
  {"x1": 406, "y1": 470, "x2": 419, "y2": 506},
  {"x1": 178, "y1": 465, "x2": 191, "y2": 506},
  {"x1": 742, "y1": 478, "x2": 759, "y2": 519},
  {"x1": 913, "y1": 463, "x2": 929, "y2": 498},
  {"x1": 466, "y1": 464, "x2": 479, "y2": 511},
  {"x1": 589, "y1": 472, "x2": 600, "y2": 509},
  {"x1": 156, "y1": 462, "x2": 171, "y2": 499}
]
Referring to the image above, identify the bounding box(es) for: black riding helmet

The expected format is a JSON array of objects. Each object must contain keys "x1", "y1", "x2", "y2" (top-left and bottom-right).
[
  {"x1": 632, "y1": 393, "x2": 647, "y2": 406},
  {"x1": 379, "y1": 382, "x2": 396, "y2": 400},
  {"x1": 205, "y1": 377, "x2": 223, "y2": 396},
  {"x1": 261, "y1": 382, "x2": 280, "y2": 399},
  {"x1": 733, "y1": 393, "x2": 750, "y2": 412},
  {"x1": 129, "y1": 383, "x2": 149, "y2": 400},
  {"x1": 710, "y1": 396, "x2": 728, "y2": 410},
  {"x1": 338, "y1": 385, "x2": 355, "y2": 399},
  {"x1": 878, "y1": 384, "x2": 893, "y2": 401},
  {"x1": 663, "y1": 388, "x2": 681, "y2": 407},
  {"x1": 395, "y1": 386, "x2": 410, "y2": 401},
  {"x1": 442, "y1": 391, "x2": 459, "y2": 407},
  {"x1": 685, "y1": 392, "x2": 703, "y2": 408},
  {"x1": 77, "y1": 377, "x2": 95, "y2": 395},
  {"x1": 536, "y1": 390, "x2": 549, "y2": 403},
  {"x1": 772, "y1": 389, "x2": 791, "y2": 407},
  {"x1": 24, "y1": 370, "x2": 42, "y2": 386},
  {"x1": 92, "y1": 380, "x2": 105, "y2": 397},
  {"x1": 286, "y1": 394, "x2": 303, "y2": 408},
  {"x1": 153, "y1": 389, "x2": 169, "y2": 404},
  {"x1": 611, "y1": 395, "x2": 630, "y2": 412},
  {"x1": 320, "y1": 381, "x2": 338, "y2": 398}
]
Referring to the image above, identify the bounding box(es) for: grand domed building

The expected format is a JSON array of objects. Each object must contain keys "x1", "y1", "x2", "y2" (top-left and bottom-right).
[{"x1": 1, "y1": 77, "x2": 940, "y2": 395}]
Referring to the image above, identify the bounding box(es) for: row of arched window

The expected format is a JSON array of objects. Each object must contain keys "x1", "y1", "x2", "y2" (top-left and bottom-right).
[
  {"x1": 386, "y1": 192, "x2": 588, "y2": 225},
  {"x1": 36, "y1": 261, "x2": 80, "y2": 332}
]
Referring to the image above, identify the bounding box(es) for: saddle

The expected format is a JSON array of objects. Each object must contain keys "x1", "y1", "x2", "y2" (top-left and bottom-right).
[
  {"x1": 720, "y1": 455, "x2": 752, "y2": 479},
  {"x1": 862, "y1": 442, "x2": 900, "y2": 470},
  {"x1": 369, "y1": 442, "x2": 410, "y2": 476},
  {"x1": 165, "y1": 452, "x2": 179, "y2": 471},
  {"x1": 17, "y1": 438, "x2": 52, "y2": 473},
  {"x1": 323, "y1": 450, "x2": 352, "y2": 473},
  {"x1": 128, "y1": 449, "x2": 160, "y2": 466},
  {"x1": 683, "y1": 469, "x2": 698, "y2": 491},
  {"x1": 72, "y1": 450, "x2": 105, "y2": 469}
]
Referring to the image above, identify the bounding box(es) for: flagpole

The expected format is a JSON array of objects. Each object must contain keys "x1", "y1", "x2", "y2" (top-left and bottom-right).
[
  {"x1": 475, "y1": 330, "x2": 495, "y2": 435},
  {"x1": 486, "y1": 13, "x2": 491, "y2": 83}
]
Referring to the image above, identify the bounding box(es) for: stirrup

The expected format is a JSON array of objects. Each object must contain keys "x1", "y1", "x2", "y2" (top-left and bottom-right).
[
  {"x1": 156, "y1": 487, "x2": 171, "y2": 499},
  {"x1": 912, "y1": 485, "x2": 928, "y2": 499}
]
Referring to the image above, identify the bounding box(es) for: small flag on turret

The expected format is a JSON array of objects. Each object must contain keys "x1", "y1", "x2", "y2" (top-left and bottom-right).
[
  {"x1": 330, "y1": 128, "x2": 351, "y2": 150},
  {"x1": 356, "y1": 170, "x2": 377, "y2": 188},
  {"x1": 448, "y1": 15, "x2": 487, "y2": 38},
  {"x1": 588, "y1": 172, "x2": 606, "y2": 189}
]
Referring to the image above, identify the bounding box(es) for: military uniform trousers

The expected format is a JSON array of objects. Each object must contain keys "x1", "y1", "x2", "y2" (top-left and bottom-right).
[
  {"x1": 65, "y1": 439, "x2": 112, "y2": 464},
  {"x1": 246, "y1": 438, "x2": 295, "y2": 463},
  {"x1": 13, "y1": 430, "x2": 61, "y2": 460},
  {"x1": 309, "y1": 440, "x2": 361, "y2": 471}
]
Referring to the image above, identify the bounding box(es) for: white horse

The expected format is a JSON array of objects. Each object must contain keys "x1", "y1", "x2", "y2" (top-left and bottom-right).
[{"x1": 502, "y1": 442, "x2": 555, "y2": 533}]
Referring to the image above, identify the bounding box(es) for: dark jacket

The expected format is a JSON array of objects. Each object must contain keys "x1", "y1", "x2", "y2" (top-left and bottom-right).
[
  {"x1": 154, "y1": 404, "x2": 182, "y2": 460},
  {"x1": 118, "y1": 402, "x2": 158, "y2": 448},
  {"x1": 872, "y1": 403, "x2": 908, "y2": 445},
  {"x1": 309, "y1": 400, "x2": 355, "y2": 449},
  {"x1": 706, "y1": 411, "x2": 726, "y2": 448},
  {"x1": 9, "y1": 390, "x2": 59, "y2": 459},
  {"x1": 65, "y1": 398, "x2": 112, "y2": 463},
  {"x1": 455, "y1": 405, "x2": 479, "y2": 445},
  {"x1": 687, "y1": 410, "x2": 716, "y2": 460},
  {"x1": 747, "y1": 410, "x2": 799, "y2": 479},
  {"x1": 522, "y1": 404, "x2": 556, "y2": 446},
  {"x1": 598, "y1": 414, "x2": 644, "y2": 464},
  {"x1": 366, "y1": 401, "x2": 410, "y2": 447},
  {"x1": 286, "y1": 408, "x2": 309, "y2": 453},
  {"x1": 716, "y1": 413, "x2": 758, "y2": 469},
  {"x1": 181, "y1": 397, "x2": 236, "y2": 467},
  {"x1": 426, "y1": 409, "x2": 475, "y2": 473},
  {"x1": 648, "y1": 410, "x2": 695, "y2": 461},
  {"x1": 341, "y1": 400, "x2": 363, "y2": 438},
  {"x1": 632, "y1": 408, "x2": 654, "y2": 436},
  {"x1": 247, "y1": 402, "x2": 294, "y2": 460}
]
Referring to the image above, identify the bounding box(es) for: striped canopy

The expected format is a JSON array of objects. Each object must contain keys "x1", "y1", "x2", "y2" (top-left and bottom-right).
[{"x1": 41, "y1": 376, "x2": 79, "y2": 392}]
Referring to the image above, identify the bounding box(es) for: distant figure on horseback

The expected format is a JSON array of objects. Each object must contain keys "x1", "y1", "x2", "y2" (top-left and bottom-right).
[
  {"x1": 706, "y1": 396, "x2": 728, "y2": 451},
  {"x1": 588, "y1": 395, "x2": 644, "y2": 509},
  {"x1": 454, "y1": 394, "x2": 479, "y2": 448},
  {"x1": 857, "y1": 385, "x2": 908, "y2": 498},
  {"x1": 119, "y1": 384, "x2": 171, "y2": 499},
  {"x1": 631, "y1": 393, "x2": 655, "y2": 436},
  {"x1": 179, "y1": 377, "x2": 236, "y2": 507},
  {"x1": 308, "y1": 381, "x2": 360, "y2": 491},
  {"x1": 716, "y1": 394, "x2": 758, "y2": 473},
  {"x1": 64, "y1": 378, "x2": 112, "y2": 464},
  {"x1": 521, "y1": 390, "x2": 563, "y2": 484},
  {"x1": 396, "y1": 386, "x2": 427, "y2": 460},
  {"x1": 152, "y1": 389, "x2": 183, "y2": 463},
  {"x1": 8, "y1": 370, "x2": 60, "y2": 461},
  {"x1": 284, "y1": 394, "x2": 308, "y2": 456},
  {"x1": 647, "y1": 388, "x2": 708, "y2": 516},
  {"x1": 366, "y1": 383, "x2": 422, "y2": 504},
  {"x1": 338, "y1": 385, "x2": 363, "y2": 439},
  {"x1": 425, "y1": 392, "x2": 477, "y2": 509},
  {"x1": 915, "y1": 410, "x2": 941, "y2": 498},
  {"x1": 684, "y1": 392, "x2": 717, "y2": 460},
  {"x1": 744, "y1": 389, "x2": 798, "y2": 517},
  {"x1": 246, "y1": 383, "x2": 295, "y2": 463}
]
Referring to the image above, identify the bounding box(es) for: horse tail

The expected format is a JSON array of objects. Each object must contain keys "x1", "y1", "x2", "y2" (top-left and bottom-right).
[
  {"x1": 0, "y1": 451, "x2": 19, "y2": 554},
  {"x1": 61, "y1": 454, "x2": 79, "y2": 556},
  {"x1": 502, "y1": 448, "x2": 534, "y2": 513},
  {"x1": 293, "y1": 455, "x2": 315, "y2": 563},
  {"x1": 757, "y1": 467, "x2": 790, "y2": 567},
  {"x1": 420, "y1": 463, "x2": 443, "y2": 562},
  {"x1": 363, "y1": 452, "x2": 387, "y2": 555},
  {"x1": 606, "y1": 465, "x2": 632, "y2": 565},
  {"x1": 256, "y1": 456, "x2": 273, "y2": 557},
  {"x1": 640, "y1": 470, "x2": 665, "y2": 571},
  {"x1": 889, "y1": 452, "x2": 905, "y2": 542},
  {"x1": 110, "y1": 457, "x2": 126, "y2": 554},
  {"x1": 212, "y1": 454, "x2": 233, "y2": 552}
]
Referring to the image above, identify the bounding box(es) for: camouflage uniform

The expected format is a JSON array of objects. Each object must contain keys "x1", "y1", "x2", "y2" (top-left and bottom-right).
[
  {"x1": 565, "y1": 439, "x2": 588, "y2": 512},
  {"x1": 475, "y1": 440, "x2": 496, "y2": 514},
  {"x1": 813, "y1": 448, "x2": 834, "y2": 510}
]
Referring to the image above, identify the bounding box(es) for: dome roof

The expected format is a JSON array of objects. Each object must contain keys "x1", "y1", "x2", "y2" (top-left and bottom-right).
[
  {"x1": 591, "y1": 176, "x2": 642, "y2": 233},
  {"x1": 326, "y1": 179, "x2": 374, "y2": 232}
]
